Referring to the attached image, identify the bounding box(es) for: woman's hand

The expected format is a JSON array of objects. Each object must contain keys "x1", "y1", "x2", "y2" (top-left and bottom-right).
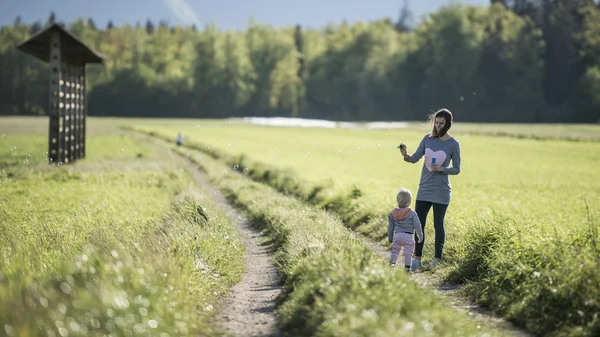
[
  {"x1": 399, "y1": 145, "x2": 408, "y2": 157},
  {"x1": 431, "y1": 163, "x2": 444, "y2": 172}
]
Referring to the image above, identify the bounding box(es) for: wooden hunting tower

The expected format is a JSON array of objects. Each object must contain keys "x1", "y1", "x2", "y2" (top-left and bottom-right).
[{"x1": 16, "y1": 23, "x2": 105, "y2": 164}]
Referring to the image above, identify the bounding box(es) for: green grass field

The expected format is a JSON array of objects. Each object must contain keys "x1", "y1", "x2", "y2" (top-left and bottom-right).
[
  {"x1": 0, "y1": 118, "x2": 244, "y2": 336},
  {"x1": 134, "y1": 121, "x2": 600, "y2": 232},
  {"x1": 132, "y1": 118, "x2": 600, "y2": 337},
  {"x1": 3, "y1": 116, "x2": 600, "y2": 337}
]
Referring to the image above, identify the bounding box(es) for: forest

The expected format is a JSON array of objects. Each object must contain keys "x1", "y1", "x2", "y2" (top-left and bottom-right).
[{"x1": 1, "y1": 0, "x2": 599, "y2": 123}]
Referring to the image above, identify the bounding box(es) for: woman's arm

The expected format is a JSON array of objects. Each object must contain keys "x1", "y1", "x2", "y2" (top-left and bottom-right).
[
  {"x1": 442, "y1": 143, "x2": 461, "y2": 175},
  {"x1": 403, "y1": 136, "x2": 426, "y2": 163}
]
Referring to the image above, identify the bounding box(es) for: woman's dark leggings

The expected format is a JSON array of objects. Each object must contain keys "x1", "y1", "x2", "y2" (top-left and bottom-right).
[{"x1": 414, "y1": 200, "x2": 449, "y2": 259}]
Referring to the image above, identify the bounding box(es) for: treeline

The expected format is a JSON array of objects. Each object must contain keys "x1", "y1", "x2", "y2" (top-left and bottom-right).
[{"x1": 1, "y1": 1, "x2": 600, "y2": 122}]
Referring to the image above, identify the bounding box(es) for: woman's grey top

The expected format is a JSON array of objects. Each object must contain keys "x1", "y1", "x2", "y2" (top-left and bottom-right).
[{"x1": 404, "y1": 134, "x2": 461, "y2": 205}]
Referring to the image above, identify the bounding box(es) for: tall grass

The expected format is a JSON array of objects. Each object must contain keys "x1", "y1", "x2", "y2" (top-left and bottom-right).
[{"x1": 0, "y1": 132, "x2": 244, "y2": 336}]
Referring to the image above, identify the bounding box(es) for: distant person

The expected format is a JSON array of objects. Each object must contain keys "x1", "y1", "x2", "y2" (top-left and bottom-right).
[
  {"x1": 387, "y1": 187, "x2": 423, "y2": 273},
  {"x1": 398, "y1": 108, "x2": 461, "y2": 271},
  {"x1": 176, "y1": 132, "x2": 183, "y2": 146}
]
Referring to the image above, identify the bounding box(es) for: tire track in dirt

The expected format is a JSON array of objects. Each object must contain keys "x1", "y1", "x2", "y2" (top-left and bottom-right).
[
  {"x1": 147, "y1": 136, "x2": 283, "y2": 337},
  {"x1": 182, "y1": 158, "x2": 283, "y2": 337}
]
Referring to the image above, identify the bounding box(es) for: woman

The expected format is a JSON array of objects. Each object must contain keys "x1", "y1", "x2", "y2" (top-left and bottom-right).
[{"x1": 399, "y1": 108, "x2": 461, "y2": 271}]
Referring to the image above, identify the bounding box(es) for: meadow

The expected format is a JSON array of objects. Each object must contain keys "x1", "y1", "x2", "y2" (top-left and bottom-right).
[
  {"x1": 133, "y1": 118, "x2": 600, "y2": 337},
  {"x1": 134, "y1": 120, "x2": 600, "y2": 234},
  {"x1": 0, "y1": 118, "x2": 244, "y2": 336},
  {"x1": 2, "y1": 116, "x2": 600, "y2": 337}
]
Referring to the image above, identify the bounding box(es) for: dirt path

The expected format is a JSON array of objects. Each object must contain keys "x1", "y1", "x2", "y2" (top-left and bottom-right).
[
  {"x1": 145, "y1": 136, "x2": 283, "y2": 337},
  {"x1": 353, "y1": 232, "x2": 532, "y2": 337},
  {"x1": 183, "y1": 159, "x2": 283, "y2": 337}
]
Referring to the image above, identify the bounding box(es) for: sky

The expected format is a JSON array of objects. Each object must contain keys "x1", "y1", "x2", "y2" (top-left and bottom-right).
[{"x1": 0, "y1": 0, "x2": 489, "y2": 31}]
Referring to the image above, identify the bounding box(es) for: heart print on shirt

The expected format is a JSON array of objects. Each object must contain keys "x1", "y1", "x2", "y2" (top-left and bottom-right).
[{"x1": 424, "y1": 148, "x2": 447, "y2": 172}]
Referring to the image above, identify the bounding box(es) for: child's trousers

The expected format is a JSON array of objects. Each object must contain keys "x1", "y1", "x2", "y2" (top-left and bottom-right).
[{"x1": 390, "y1": 232, "x2": 415, "y2": 266}]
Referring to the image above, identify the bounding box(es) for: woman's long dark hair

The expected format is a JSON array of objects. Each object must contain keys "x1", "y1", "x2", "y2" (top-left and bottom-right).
[{"x1": 428, "y1": 108, "x2": 453, "y2": 138}]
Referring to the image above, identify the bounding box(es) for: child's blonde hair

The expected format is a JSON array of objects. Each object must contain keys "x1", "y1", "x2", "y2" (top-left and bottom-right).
[{"x1": 396, "y1": 188, "x2": 412, "y2": 208}]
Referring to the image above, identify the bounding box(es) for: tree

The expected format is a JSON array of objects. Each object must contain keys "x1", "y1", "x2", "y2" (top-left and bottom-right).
[
  {"x1": 478, "y1": 4, "x2": 545, "y2": 121},
  {"x1": 145, "y1": 19, "x2": 155, "y2": 34},
  {"x1": 540, "y1": 0, "x2": 588, "y2": 109},
  {"x1": 30, "y1": 21, "x2": 42, "y2": 35},
  {"x1": 404, "y1": 5, "x2": 483, "y2": 120},
  {"x1": 221, "y1": 32, "x2": 256, "y2": 115},
  {"x1": 88, "y1": 18, "x2": 97, "y2": 30},
  {"x1": 294, "y1": 25, "x2": 304, "y2": 77},
  {"x1": 571, "y1": 3, "x2": 600, "y2": 121},
  {"x1": 47, "y1": 12, "x2": 56, "y2": 26},
  {"x1": 2, "y1": 3, "x2": 599, "y2": 122},
  {"x1": 395, "y1": 0, "x2": 414, "y2": 32},
  {"x1": 159, "y1": 20, "x2": 169, "y2": 30}
]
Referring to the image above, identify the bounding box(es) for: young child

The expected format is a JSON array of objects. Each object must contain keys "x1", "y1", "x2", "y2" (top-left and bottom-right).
[{"x1": 388, "y1": 187, "x2": 423, "y2": 272}]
